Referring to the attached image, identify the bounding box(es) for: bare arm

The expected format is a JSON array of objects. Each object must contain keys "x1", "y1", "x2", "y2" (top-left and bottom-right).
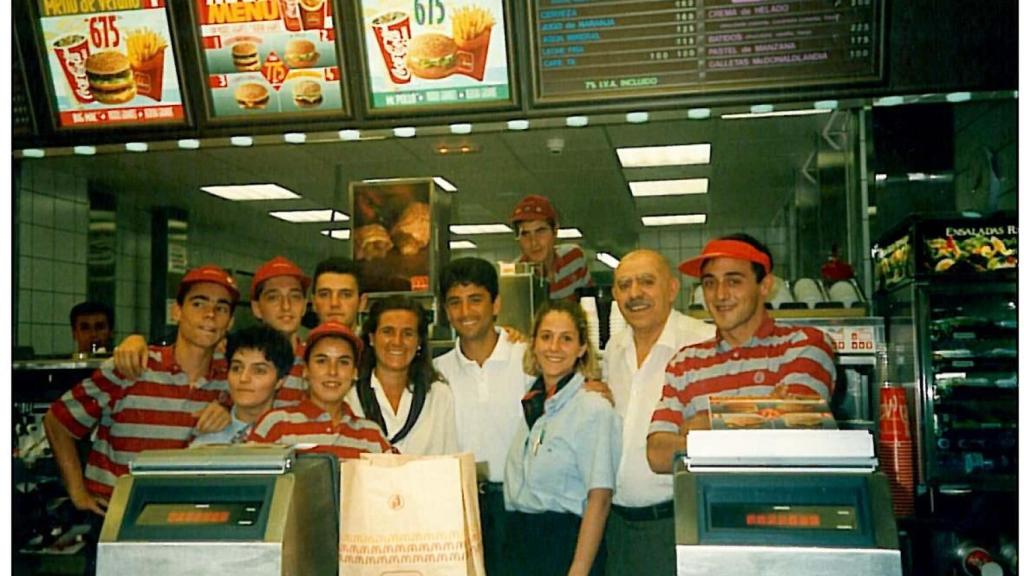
[
  {"x1": 647, "y1": 431, "x2": 687, "y2": 474},
  {"x1": 113, "y1": 334, "x2": 149, "y2": 380},
  {"x1": 193, "y1": 402, "x2": 231, "y2": 434},
  {"x1": 568, "y1": 488, "x2": 612, "y2": 576},
  {"x1": 43, "y1": 410, "x2": 107, "y2": 516}
]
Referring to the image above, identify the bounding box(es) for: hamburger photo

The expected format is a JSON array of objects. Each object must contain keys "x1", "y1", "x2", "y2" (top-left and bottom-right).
[
  {"x1": 84, "y1": 51, "x2": 136, "y2": 105},
  {"x1": 292, "y1": 79, "x2": 323, "y2": 109},
  {"x1": 284, "y1": 38, "x2": 319, "y2": 68},
  {"x1": 234, "y1": 82, "x2": 270, "y2": 110},
  {"x1": 231, "y1": 42, "x2": 261, "y2": 72},
  {"x1": 406, "y1": 33, "x2": 457, "y2": 80}
]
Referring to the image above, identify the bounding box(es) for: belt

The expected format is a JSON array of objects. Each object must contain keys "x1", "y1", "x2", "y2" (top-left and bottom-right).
[
  {"x1": 478, "y1": 481, "x2": 504, "y2": 495},
  {"x1": 611, "y1": 501, "x2": 674, "y2": 522}
]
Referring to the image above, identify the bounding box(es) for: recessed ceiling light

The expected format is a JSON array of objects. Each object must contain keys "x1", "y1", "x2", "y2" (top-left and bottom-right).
[
  {"x1": 641, "y1": 214, "x2": 707, "y2": 226},
  {"x1": 616, "y1": 144, "x2": 711, "y2": 167},
  {"x1": 433, "y1": 177, "x2": 457, "y2": 192},
  {"x1": 557, "y1": 228, "x2": 583, "y2": 239},
  {"x1": 450, "y1": 224, "x2": 513, "y2": 235},
  {"x1": 722, "y1": 108, "x2": 830, "y2": 119},
  {"x1": 338, "y1": 129, "x2": 360, "y2": 141},
  {"x1": 874, "y1": 96, "x2": 905, "y2": 107},
  {"x1": 269, "y1": 209, "x2": 348, "y2": 223},
  {"x1": 507, "y1": 119, "x2": 530, "y2": 131},
  {"x1": 687, "y1": 108, "x2": 712, "y2": 119},
  {"x1": 22, "y1": 149, "x2": 45, "y2": 158},
  {"x1": 73, "y1": 145, "x2": 96, "y2": 156},
  {"x1": 321, "y1": 229, "x2": 351, "y2": 240},
  {"x1": 566, "y1": 115, "x2": 589, "y2": 127},
  {"x1": 230, "y1": 136, "x2": 254, "y2": 147},
  {"x1": 393, "y1": 126, "x2": 416, "y2": 138},
  {"x1": 125, "y1": 142, "x2": 148, "y2": 152},
  {"x1": 875, "y1": 173, "x2": 888, "y2": 182},
  {"x1": 450, "y1": 123, "x2": 472, "y2": 134},
  {"x1": 202, "y1": 184, "x2": 302, "y2": 201},
  {"x1": 450, "y1": 240, "x2": 478, "y2": 250},
  {"x1": 814, "y1": 100, "x2": 839, "y2": 110},
  {"x1": 178, "y1": 139, "x2": 200, "y2": 149},
  {"x1": 626, "y1": 112, "x2": 649, "y2": 124},
  {"x1": 946, "y1": 92, "x2": 972, "y2": 103},
  {"x1": 629, "y1": 178, "x2": 708, "y2": 197},
  {"x1": 284, "y1": 132, "x2": 307, "y2": 144},
  {"x1": 596, "y1": 252, "x2": 620, "y2": 269}
]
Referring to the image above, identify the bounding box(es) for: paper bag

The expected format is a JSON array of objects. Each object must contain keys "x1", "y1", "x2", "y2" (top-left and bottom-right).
[{"x1": 340, "y1": 452, "x2": 485, "y2": 576}]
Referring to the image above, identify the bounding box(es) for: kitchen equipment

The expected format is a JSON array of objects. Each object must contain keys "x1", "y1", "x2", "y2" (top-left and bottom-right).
[{"x1": 496, "y1": 261, "x2": 548, "y2": 336}]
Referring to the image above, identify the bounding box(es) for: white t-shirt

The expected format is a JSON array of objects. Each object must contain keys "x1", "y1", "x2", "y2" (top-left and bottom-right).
[
  {"x1": 602, "y1": 309, "x2": 716, "y2": 507},
  {"x1": 345, "y1": 373, "x2": 459, "y2": 456},
  {"x1": 434, "y1": 328, "x2": 532, "y2": 482}
]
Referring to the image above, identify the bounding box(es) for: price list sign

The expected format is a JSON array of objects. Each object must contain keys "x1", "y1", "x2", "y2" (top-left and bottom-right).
[
  {"x1": 192, "y1": 0, "x2": 347, "y2": 119},
  {"x1": 35, "y1": 0, "x2": 187, "y2": 129},
  {"x1": 528, "y1": 0, "x2": 883, "y2": 104}
]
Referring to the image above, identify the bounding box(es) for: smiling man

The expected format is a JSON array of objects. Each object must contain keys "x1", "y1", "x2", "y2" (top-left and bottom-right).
[
  {"x1": 509, "y1": 194, "x2": 592, "y2": 301},
  {"x1": 646, "y1": 234, "x2": 836, "y2": 474}
]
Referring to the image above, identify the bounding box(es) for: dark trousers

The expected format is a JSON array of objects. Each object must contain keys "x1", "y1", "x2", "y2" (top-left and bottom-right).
[
  {"x1": 604, "y1": 504, "x2": 676, "y2": 576},
  {"x1": 479, "y1": 485, "x2": 510, "y2": 576},
  {"x1": 505, "y1": 510, "x2": 607, "y2": 576}
]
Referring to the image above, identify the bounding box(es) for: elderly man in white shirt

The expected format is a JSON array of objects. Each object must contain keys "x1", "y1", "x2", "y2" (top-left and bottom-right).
[{"x1": 602, "y1": 249, "x2": 716, "y2": 576}]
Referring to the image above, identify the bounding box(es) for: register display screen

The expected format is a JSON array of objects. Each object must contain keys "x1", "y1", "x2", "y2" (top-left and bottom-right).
[
  {"x1": 710, "y1": 504, "x2": 858, "y2": 531},
  {"x1": 135, "y1": 502, "x2": 262, "y2": 527}
]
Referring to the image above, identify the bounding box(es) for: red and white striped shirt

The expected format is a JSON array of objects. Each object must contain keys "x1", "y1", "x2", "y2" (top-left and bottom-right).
[
  {"x1": 649, "y1": 316, "x2": 836, "y2": 434},
  {"x1": 248, "y1": 400, "x2": 394, "y2": 460},
  {"x1": 49, "y1": 346, "x2": 229, "y2": 497},
  {"x1": 273, "y1": 340, "x2": 307, "y2": 407},
  {"x1": 522, "y1": 244, "x2": 592, "y2": 301}
]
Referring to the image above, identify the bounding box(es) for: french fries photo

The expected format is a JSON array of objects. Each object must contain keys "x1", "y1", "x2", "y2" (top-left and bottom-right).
[
  {"x1": 452, "y1": 4, "x2": 495, "y2": 47},
  {"x1": 126, "y1": 27, "x2": 167, "y2": 68}
]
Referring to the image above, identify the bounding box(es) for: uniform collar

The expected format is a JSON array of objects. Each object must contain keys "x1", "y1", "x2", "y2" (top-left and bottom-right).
[
  {"x1": 454, "y1": 327, "x2": 512, "y2": 367},
  {"x1": 607, "y1": 309, "x2": 690, "y2": 355},
  {"x1": 544, "y1": 372, "x2": 585, "y2": 413},
  {"x1": 715, "y1": 314, "x2": 776, "y2": 352}
]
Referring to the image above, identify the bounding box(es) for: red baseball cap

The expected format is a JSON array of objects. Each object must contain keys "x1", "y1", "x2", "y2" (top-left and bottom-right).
[
  {"x1": 177, "y1": 264, "x2": 240, "y2": 303},
  {"x1": 304, "y1": 321, "x2": 363, "y2": 363},
  {"x1": 678, "y1": 239, "x2": 773, "y2": 278},
  {"x1": 510, "y1": 194, "x2": 559, "y2": 226},
  {"x1": 251, "y1": 256, "x2": 311, "y2": 300}
]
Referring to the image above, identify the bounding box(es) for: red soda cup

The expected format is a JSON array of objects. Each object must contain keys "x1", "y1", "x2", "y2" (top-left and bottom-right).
[
  {"x1": 53, "y1": 34, "x2": 94, "y2": 104},
  {"x1": 370, "y1": 11, "x2": 411, "y2": 84}
]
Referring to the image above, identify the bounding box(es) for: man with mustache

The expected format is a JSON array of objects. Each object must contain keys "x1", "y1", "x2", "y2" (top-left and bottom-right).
[{"x1": 602, "y1": 249, "x2": 715, "y2": 576}]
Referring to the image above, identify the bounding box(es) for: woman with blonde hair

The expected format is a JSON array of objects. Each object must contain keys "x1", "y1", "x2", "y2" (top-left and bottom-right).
[{"x1": 503, "y1": 300, "x2": 621, "y2": 576}]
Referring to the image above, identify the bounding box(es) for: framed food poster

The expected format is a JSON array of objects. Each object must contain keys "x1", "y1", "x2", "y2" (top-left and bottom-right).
[
  {"x1": 190, "y1": 0, "x2": 349, "y2": 121},
  {"x1": 33, "y1": 0, "x2": 188, "y2": 130},
  {"x1": 354, "y1": 0, "x2": 515, "y2": 114}
]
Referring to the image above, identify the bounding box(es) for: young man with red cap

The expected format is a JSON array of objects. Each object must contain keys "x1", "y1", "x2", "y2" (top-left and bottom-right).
[
  {"x1": 510, "y1": 194, "x2": 592, "y2": 301},
  {"x1": 44, "y1": 264, "x2": 240, "y2": 514},
  {"x1": 646, "y1": 234, "x2": 836, "y2": 473}
]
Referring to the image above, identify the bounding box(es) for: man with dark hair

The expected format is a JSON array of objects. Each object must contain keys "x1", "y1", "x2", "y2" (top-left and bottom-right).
[
  {"x1": 312, "y1": 256, "x2": 366, "y2": 328},
  {"x1": 647, "y1": 235, "x2": 837, "y2": 473},
  {"x1": 69, "y1": 301, "x2": 114, "y2": 354},
  {"x1": 509, "y1": 194, "x2": 592, "y2": 301}
]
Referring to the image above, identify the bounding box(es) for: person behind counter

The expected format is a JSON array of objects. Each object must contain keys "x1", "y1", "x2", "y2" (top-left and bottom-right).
[
  {"x1": 646, "y1": 234, "x2": 837, "y2": 473},
  {"x1": 510, "y1": 194, "x2": 592, "y2": 300},
  {"x1": 70, "y1": 301, "x2": 113, "y2": 355},
  {"x1": 44, "y1": 264, "x2": 239, "y2": 515},
  {"x1": 312, "y1": 256, "x2": 367, "y2": 328},
  {"x1": 192, "y1": 324, "x2": 293, "y2": 445},
  {"x1": 249, "y1": 322, "x2": 393, "y2": 458},
  {"x1": 504, "y1": 300, "x2": 621, "y2": 576},
  {"x1": 346, "y1": 295, "x2": 458, "y2": 455}
]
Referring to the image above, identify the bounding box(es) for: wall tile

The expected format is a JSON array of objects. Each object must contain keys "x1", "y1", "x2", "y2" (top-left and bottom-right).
[
  {"x1": 54, "y1": 198, "x2": 77, "y2": 232},
  {"x1": 18, "y1": 291, "x2": 32, "y2": 326},
  {"x1": 18, "y1": 221, "x2": 32, "y2": 256},
  {"x1": 17, "y1": 191, "x2": 32, "y2": 224},
  {"x1": 17, "y1": 324, "x2": 32, "y2": 348},
  {"x1": 73, "y1": 232, "x2": 88, "y2": 263},
  {"x1": 53, "y1": 230, "x2": 77, "y2": 263},
  {"x1": 32, "y1": 224, "x2": 54, "y2": 260},
  {"x1": 32, "y1": 258, "x2": 53, "y2": 290},
  {"x1": 19, "y1": 256, "x2": 33, "y2": 289},
  {"x1": 74, "y1": 202, "x2": 88, "y2": 233},
  {"x1": 54, "y1": 293, "x2": 76, "y2": 325},
  {"x1": 32, "y1": 291, "x2": 53, "y2": 324},
  {"x1": 32, "y1": 325, "x2": 54, "y2": 356},
  {"x1": 33, "y1": 193, "x2": 54, "y2": 226}
]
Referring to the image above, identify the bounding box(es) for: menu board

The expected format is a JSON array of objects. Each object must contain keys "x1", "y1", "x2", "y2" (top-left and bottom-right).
[
  {"x1": 35, "y1": 0, "x2": 186, "y2": 129},
  {"x1": 193, "y1": 0, "x2": 347, "y2": 119},
  {"x1": 356, "y1": 0, "x2": 513, "y2": 113},
  {"x1": 528, "y1": 0, "x2": 884, "y2": 104}
]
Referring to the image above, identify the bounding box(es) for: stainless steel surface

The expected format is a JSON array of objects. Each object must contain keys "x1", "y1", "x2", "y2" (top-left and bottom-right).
[
  {"x1": 675, "y1": 545, "x2": 902, "y2": 576},
  {"x1": 97, "y1": 542, "x2": 286, "y2": 576},
  {"x1": 495, "y1": 268, "x2": 548, "y2": 336},
  {"x1": 129, "y1": 445, "x2": 294, "y2": 475}
]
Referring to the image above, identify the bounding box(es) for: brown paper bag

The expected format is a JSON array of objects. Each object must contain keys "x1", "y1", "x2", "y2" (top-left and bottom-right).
[{"x1": 339, "y1": 452, "x2": 485, "y2": 576}]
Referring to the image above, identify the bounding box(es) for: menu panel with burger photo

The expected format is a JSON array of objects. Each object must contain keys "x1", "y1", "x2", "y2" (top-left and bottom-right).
[
  {"x1": 35, "y1": 0, "x2": 186, "y2": 129},
  {"x1": 358, "y1": 0, "x2": 512, "y2": 112},
  {"x1": 193, "y1": 0, "x2": 346, "y2": 118}
]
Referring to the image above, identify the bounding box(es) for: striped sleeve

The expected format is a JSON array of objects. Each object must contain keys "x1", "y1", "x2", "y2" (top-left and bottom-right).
[
  {"x1": 49, "y1": 362, "x2": 129, "y2": 439},
  {"x1": 776, "y1": 328, "x2": 836, "y2": 400},
  {"x1": 248, "y1": 408, "x2": 289, "y2": 444},
  {"x1": 648, "y1": 356, "x2": 691, "y2": 437}
]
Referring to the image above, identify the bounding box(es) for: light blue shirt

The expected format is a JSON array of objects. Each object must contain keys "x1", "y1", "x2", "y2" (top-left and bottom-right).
[
  {"x1": 191, "y1": 407, "x2": 254, "y2": 445},
  {"x1": 504, "y1": 373, "x2": 622, "y2": 517}
]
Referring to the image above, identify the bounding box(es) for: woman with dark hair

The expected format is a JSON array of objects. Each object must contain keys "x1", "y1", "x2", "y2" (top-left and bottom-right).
[
  {"x1": 503, "y1": 300, "x2": 622, "y2": 576},
  {"x1": 346, "y1": 294, "x2": 458, "y2": 455}
]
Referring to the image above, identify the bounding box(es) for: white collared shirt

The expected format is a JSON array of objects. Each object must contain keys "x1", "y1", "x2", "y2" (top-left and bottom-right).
[
  {"x1": 602, "y1": 309, "x2": 716, "y2": 507},
  {"x1": 345, "y1": 373, "x2": 459, "y2": 456},
  {"x1": 434, "y1": 328, "x2": 532, "y2": 482}
]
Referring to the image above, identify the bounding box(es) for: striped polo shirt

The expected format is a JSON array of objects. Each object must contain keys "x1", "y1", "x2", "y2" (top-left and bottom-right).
[
  {"x1": 248, "y1": 399, "x2": 394, "y2": 460},
  {"x1": 522, "y1": 244, "x2": 592, "y2": 300},
  {"x1": 273, "y1": 340, "x2": 307, "y2": 407},
  {"x1": 649, "y1": 316, "x2": 836, "y2": 434},
  {"x1": 49, "y1": 346, "x2": 229, "y2": 497}
]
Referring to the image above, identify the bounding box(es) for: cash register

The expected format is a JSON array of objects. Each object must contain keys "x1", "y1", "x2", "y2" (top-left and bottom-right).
[
  {"x1": 674, "y1": 430, "x2": 902, "y2": 576},
  {"x1": 97, "y1": 445, "x2": 337, "y2": 576}
]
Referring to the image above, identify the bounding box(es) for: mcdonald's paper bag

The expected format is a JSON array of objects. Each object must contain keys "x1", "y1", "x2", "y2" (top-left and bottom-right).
[{"x1": 340, "y1": 452, "x2": 485, "y2": 576}]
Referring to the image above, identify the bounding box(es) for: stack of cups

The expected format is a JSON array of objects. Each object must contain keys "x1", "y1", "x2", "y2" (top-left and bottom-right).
[
  {"x1": 878, "y1": 385, "x2": 915, "y2": 517},
  {"x1": 580, "y1": 297, "x2": 601, "y2": 351},
  {"x1": 608, "y1": 302, "x2": 627, "y2": 343}
]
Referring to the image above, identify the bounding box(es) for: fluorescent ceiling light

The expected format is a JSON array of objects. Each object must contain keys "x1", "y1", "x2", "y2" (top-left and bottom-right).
[
  {"x1": 393, "y1": 126, "x2": 416, "y2": 138},
  {"x1": 269, "y1": 209, "x2": 348, "y2": 223},
  {"x1": 875, "y1": 173, "x2": 888, "y2": 182},
  {"x1": 178, "y1": 139, "x2": 200, "y2": 149},
  {"x1": 22, "y1": 149, "x2": 45, "y2": 158},
  {"x1": 566, "y1": 115, "x2": 589, "y2": 127},
  {"x1": 321, "y1": 229, "x2": 351, "y2": 240},
  {"x1": 814, "y1": 100, "x2": 839, "y2": 110},
  {"x1": 642, "y1": 214, "x2": 707, "y2": 226},
  {"x1": 616, "y1": 144, "x2": 711, "y2": 167},
  {"x1": 687, "y1": 108, "x2": 711, "y2": 119},
  {"x1": 433, "y1": 177, "x2": 457, "y2": 192},
  {"x1": 450, "y1": 240, "x2": 478, "y2": 250},
  {"x1": 230, "y1": 136, "x2": 254, "y2": 147},
  {"x1": 596, "y1": 252, "x2": 620, "y2": 269},
  {"x1": 626, "y1": 111, "x2": 649, "y2": 124},
  {"x1": 449, "y1": 123, "x2": 472, "y2": 134},
  {"x1": 73, "y1": 145, "x2": 96, "y2": 156},
  {"x1": 284, "y1": 132, "x2": 306, "y2": 144},
  {"x1": 338, "y1": 129, "x2": 361, "y2": 141},
  {"x1": 557, "y1": 228, "x2": 583, "y2": 239},
  {"x1": 874, "y1": 96, "x2": 905, "y2": 107},
  {"x1": 202, "y1": 184, "x2": 301, "y2": 201},
  {"x1": 450, "y1": 224, "x2": 513, "y2": 235},
  {"x1": 749, "y1": 104, "x2": 774, "y2": 114},
  {"x1": 506, "y1": 119, "x2": 530, "y2": 131},
  {"x1": 907, "y1": 173, "x2": 926, "y2": 181},
  {"x1": 629, "y1": 178, "x2": 708, "y2": 197},
  {"x1": 946, "y1": 92, "x2": 972, "y2": 103},
  {"x1": 125, "y1": 142, "x2": 148, "y2": 152},
  {"x1": 722, "y1": 109, "x2": 830, "y2": 119}
]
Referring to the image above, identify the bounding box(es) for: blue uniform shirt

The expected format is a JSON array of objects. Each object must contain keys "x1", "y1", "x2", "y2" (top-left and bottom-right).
[
  {"x1": 191, "y1": 407, "x2": 254, "y2": 445},
  {"x1": 504, "y1": 372, "x2": 622, "y2": 517}
]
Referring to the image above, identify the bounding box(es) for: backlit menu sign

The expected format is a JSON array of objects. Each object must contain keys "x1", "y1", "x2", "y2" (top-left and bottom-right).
[
  {"x1": 529, "y1": 0, "x2": 884, "y2": 104},
  {"x1": 35, "y1": 0, "x2": 187, "y2": 129},
  {"x1": 193, "y1": 0, "x2": 347, "y2": 119},
  {"x1": 356, "y1": 0, "x2": 513, "y2": 113}
]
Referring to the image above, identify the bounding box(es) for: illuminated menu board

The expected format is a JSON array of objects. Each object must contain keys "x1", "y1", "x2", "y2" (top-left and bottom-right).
[
  {"x1": 356, "y1": 0, "x2": 513, "y2": 113},
  {"x1": 528, "y1": 0, "x2": 884, "y2": 104},
  {"x1": 35, "y1": 0, "x2": 187, "y2": 129},
  {"x1": 192, "y1": 0, "x2": 348, "y2": 119}
]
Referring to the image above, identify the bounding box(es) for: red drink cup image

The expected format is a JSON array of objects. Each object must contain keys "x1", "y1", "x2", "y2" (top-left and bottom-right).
[
  {"x1": 298, "y1": 0, "x2": 326, "y2": 30},
  {"x1": 279, "y1": 0, "x2": 302, "y2": 31},
  {"x1": 53, "y1": 34, "x2": 94, "y2": 104},
  {"x1": 371, "y1": 11, "x2": 412, "y2": 84}
]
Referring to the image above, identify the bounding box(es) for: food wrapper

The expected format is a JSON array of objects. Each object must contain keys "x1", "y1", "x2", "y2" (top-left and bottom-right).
[{"x1": 708, "y1": 396, "x2": 836, "y2": 430}]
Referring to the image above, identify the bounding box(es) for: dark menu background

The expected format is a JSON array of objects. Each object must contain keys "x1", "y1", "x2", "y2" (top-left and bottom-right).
[{"x1": 529, "y1": 0, "x2": 884, "y2": 103}]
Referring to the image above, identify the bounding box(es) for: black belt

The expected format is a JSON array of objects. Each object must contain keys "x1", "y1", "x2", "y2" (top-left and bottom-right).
[
  {"x1": 478, "y1": 481, "x2": 504, "y2": 495},
  {"x1": 612, "y1": 501, "x2": 674, "y2": 522}
]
